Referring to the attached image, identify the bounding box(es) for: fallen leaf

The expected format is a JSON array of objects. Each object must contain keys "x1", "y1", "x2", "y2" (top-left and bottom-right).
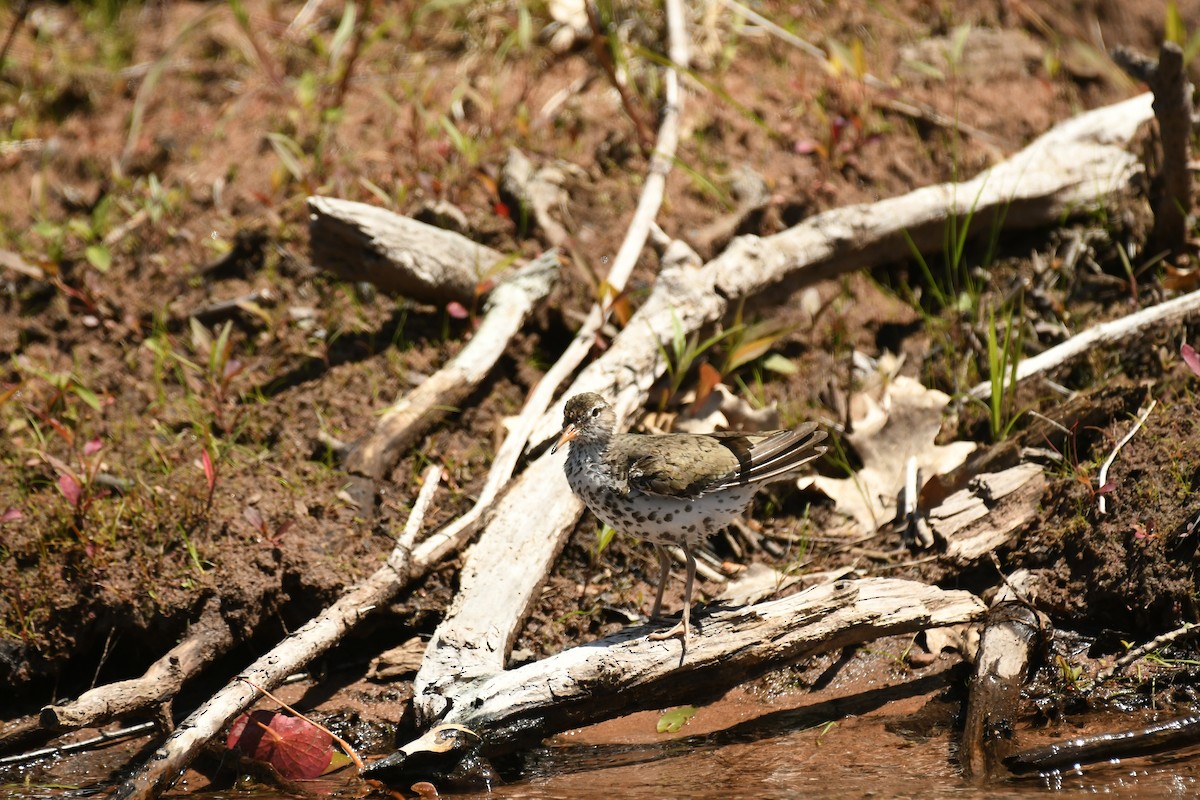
[
  {"x1": 227, "y1": 710, "x2": 333, "y2": 780},
  {"x1": 657, "y1": 705, "x2": 696, "y2": 733},
  {"x1": 802, "y1": 361, "x2": 975, "y2": 535}
]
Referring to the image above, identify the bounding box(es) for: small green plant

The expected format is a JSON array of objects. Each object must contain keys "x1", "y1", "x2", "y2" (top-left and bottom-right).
[
  {"x1": 594, "y1": 523, "x2": 616, "y2": 561},
  {"x1": 656, "y1": 705, "x2": 696, "y2": 733},
  {"x1": 654, "y1": 304, "x2": 799, "y2": 412},
  {"x1": 142, "y1": 319, "x2": 248, "y2": 438},
  {"x1": 977, "y1": 302, "x2": 1025, "y2": 442},
  {"x1": 42, "y1": 437, "x2": 109, "y2": 550},
  {"x1": 655, "y1": 311, "x2": 738, "y2": 410}
]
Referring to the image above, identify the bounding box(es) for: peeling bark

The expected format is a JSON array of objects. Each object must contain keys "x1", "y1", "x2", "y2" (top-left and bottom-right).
[{"x1": 307, "y1": 196, "x2": 507, "y2": 305}]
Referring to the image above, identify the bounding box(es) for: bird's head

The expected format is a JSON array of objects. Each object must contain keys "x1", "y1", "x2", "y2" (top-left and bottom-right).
[{"x1": 551, "y1": 392, "x2": 616, "y2": 454}]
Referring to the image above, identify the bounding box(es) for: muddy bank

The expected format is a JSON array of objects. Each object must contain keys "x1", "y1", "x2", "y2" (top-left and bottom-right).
[{"x1": 4, "y1": 0, "x2": 1200, "y2": 796}]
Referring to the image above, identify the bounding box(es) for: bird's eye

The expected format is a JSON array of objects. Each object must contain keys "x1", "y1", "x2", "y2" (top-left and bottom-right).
[{"x1": 590, "y1": 406, "x2": 601, "y2": 417}]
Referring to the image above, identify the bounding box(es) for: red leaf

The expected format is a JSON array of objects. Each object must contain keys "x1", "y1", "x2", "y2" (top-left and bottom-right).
[
  {"x1": 0, "y1": 507, "x2": 22, "y2": 523},
  {"x1": 58, "y1": 474, "x2": 82, "y2": 508},
  {"x1": 228, "y1": 710, "x2": 333, "y2": 780},
  {"x1": 201, "y1": 449, "x2": 216, "y2": 494},
  {"x1": 493, "y1": 200, "x2": 510, "y2": 219},
  {"x1": 1183, "y1": 343, "x2": 1200, "y2": 378},
  {"x1": 83, "y1": 438, "x2": 103, "y2": 457},
  {"x1": 45, "y1": 418, "x2": 74, "y2": 447},
  {"x1": 243, "y1": 506, "x2": 266, "y2": 534}
]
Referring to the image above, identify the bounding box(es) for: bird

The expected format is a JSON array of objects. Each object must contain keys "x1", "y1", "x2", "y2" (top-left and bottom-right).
[{"x1": 551, "y1": 392, "x2": 827, "y2": 641}]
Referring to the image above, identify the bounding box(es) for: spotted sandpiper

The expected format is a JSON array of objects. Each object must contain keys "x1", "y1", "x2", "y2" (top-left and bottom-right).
[{"x1": 552, "y1": 392, "x2": 827, "y2": 640}]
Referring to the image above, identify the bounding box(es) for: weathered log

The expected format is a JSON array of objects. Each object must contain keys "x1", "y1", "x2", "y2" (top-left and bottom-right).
[
  {"x1": 960, "y1": 601, "x2": 1043, "y2": 779},
  {"x1": 930, "y1": 463, "x2": 1046, "y2": 564},
  {"x1": 374, "y1": 578, "x2": 985, "y2": 771},
  {"x1": 307, "y1": 196, "x2": 507, "y2": 305},
  {"x1": 0, "y1": 600, "x2": 233, "y2": 751},
  {"x1": 968, "y1": 285, "x2": 1200, "y2": 399},
  {"x1": 40, "y1": 602, "x2": 233, "y2": 731}
]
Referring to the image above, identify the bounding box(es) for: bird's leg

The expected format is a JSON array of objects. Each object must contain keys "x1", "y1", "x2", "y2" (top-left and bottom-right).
[
  {"x1": 649, "y1": 544, "x2": 671, "y2": 620},
  {"x1": 649, "y1": 547, "x2": 695, "y2": 641}
]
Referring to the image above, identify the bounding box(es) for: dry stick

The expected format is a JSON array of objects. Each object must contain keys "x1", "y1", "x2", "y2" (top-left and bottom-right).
[
  {"x1": 1097, "y1": 622, "x2": 1199, "y2": 682},
  {"x1": 967, "y1": 288, "x2": 1200, "y2": 400},
  {"x1": 1096, "y1": 399, "x2": 1156, "y2": 515},
  {"x1": 0, "y1": 722, "x2": 158, "y2": 768},
  {"x1": 0, "y1": 600, "x2": 234, "y2": 752},
  {"x1": 37, "y1": 605, "x2": 234, "y2": 732},
  {"x1": 586, "y1": 0, "x2": 656, "y2": 152},
  {"x1": 112, "y1": 466, "x2": 442, "y2": 800},
  {"x1": 0, "y1": 0, "x2": 29, "y2": 73},
  {"x1": 719, "y1": 0, "x2": 1008, "y2": 151},
  {"x1": 398, "y1": 0, "x2": 688, "y2": 581},
  {"x1": 413, "y1": 93, "x2": 1156, "y2": 724},
  {"x1": 1112, "y1": 42, "x2": 1193, "y2": 256}
]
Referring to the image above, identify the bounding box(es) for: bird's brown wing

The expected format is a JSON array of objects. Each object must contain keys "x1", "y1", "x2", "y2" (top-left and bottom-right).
[
  {"x1": 615, "y1": 425, "x2": 827, "y2": 499},
  {"x1": 617, "y1": 434, "x2": 744, "y2": 499},
  {"x1": 706, "y1": 422, "x2": 827, "y2": 490}
]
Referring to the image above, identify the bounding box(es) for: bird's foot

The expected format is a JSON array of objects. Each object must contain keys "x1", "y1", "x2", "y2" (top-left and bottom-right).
[{"x1": 648, "y1": 620, "x2": 688, "y2": 641}]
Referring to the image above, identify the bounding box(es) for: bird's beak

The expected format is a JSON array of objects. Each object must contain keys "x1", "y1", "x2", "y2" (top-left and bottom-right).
[{"x1": 551, "y1": 424, "x2": 578, "y2": 455}]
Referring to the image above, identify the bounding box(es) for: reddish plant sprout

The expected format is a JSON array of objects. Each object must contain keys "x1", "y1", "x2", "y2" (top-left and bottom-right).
[
  {"x1": 1182, "y1": 343, "x2": 1200, "y2": 378},
  {"x1": 57, "y1": 473, "x2": 83, "y2": 508},
  {"x1": 200, "y1": 448, "x2": 217, "y2": 508}
]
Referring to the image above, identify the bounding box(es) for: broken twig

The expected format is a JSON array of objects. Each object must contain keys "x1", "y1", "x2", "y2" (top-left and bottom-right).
[{"x1": 1097, "y1": 399, "x2": 1156, "y2": 515}]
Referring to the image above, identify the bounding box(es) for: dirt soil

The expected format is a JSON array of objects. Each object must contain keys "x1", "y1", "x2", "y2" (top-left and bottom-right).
[{"x1": 3, "y1": 0, "x2": 1200, "y2": 795}]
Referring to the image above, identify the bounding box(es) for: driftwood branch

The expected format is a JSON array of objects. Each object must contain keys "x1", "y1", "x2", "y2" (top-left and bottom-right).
[
  {"x1": 376, "y1": 578, "x2": 984, "y2": 766},
  {"x1": 413, "y1": 93, "x2": 1155, "y2": 726},
  {"x1": 1112, "y1": 42, "x2": 1193, "y2": 256},
  {"x1": 41, "y1": 604, "x2": 233, "y2": 731},
  {"x1": 112, "y1": 466, "x2": 443, "y2": 800},
  {"x1": 728, "y1": 92, "x2": 1152, "y2": 302},
  {"x1": 1008, "y1": 713, "x2": 1200, "y2": 774},
  {"x1": 342, "y1": 251, "x2": 559, "y2": 482},
  {"x1": 307, "y1": 196, "x2": 508, "y2": 305},
  {"x1": 0, "y1": 601, "x2": 234, "y2": 751},
  {"x1": 968, "y1": 285, "x2": 1200, "y2": 399}
]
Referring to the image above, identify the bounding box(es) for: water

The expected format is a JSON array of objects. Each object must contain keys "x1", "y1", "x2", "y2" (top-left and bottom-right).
[{"x1": 6, "y1": 676, "x2": 1200, "y2": 798}]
